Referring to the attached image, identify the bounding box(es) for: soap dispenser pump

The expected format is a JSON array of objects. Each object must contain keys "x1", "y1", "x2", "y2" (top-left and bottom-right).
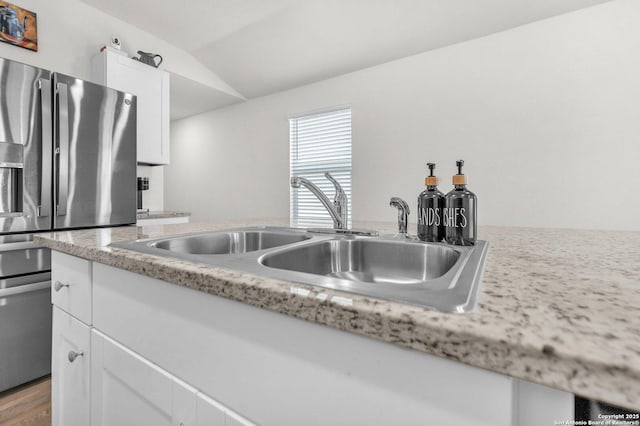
[
  {"x1": 417, "y1": 163, "x2": 445, "y2": 242},
  {"x1": 444, "y1": 160, "x2": 477, "y2": 246}
]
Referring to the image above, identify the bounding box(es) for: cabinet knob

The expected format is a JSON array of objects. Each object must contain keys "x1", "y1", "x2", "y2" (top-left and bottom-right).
[
  {"x1": 54, "y1": 281, "x2": 70, "y2": 292},
  {"x1": 68, "y1": 350, "x2": 84, "y2": 363}
]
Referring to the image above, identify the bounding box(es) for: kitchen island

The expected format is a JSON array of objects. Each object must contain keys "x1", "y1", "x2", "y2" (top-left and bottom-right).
[{"x1": 34, "y1": 220, "x2": 640, "y2": 425}]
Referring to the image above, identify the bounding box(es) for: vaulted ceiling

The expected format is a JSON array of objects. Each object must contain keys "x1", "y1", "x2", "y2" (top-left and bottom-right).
[{"x1": 80, "y1": 0, "x2": 612, "y2": 98}]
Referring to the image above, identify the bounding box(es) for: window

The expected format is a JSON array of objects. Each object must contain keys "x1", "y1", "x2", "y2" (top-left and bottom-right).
[{"x1": 289, "y1": 107, "x2": 352, "y2": 228}]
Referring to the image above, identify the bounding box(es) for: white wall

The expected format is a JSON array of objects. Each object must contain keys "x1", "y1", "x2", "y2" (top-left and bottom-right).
[
  {"x1": 166, "y1": 0, "x2": 640, "y2": 230},
  {"x1": 0, "y1": 0, "x2": 240, "y2": 213},
  {"x1": 0, "y1": 0, "x2": 233, "y2": 91}
]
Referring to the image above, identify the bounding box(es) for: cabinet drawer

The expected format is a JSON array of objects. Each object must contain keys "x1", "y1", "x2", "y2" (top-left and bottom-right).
[
  {"x1": 52, "y1": 307, "x2": 91, "y2": 426},
  {"x1": 51, "y1": 251, "x2": 92, "y2": 324}
]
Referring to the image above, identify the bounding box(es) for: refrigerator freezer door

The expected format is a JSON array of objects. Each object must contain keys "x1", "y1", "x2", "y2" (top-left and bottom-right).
[
  {"x1": 0, "y1": 58, "x2": 52, "y2": 233},
  {"x1": 52, "y1": 73, "x2": 136, "y2": 229}
]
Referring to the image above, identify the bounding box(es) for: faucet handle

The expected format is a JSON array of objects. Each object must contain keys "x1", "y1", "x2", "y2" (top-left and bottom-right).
[
  {"x1": 324, "y1": 172, "x2": 345, "y2": 200},
  {"x1": 389, "y1": 197, "x2": 410, "y2": 237},
  {"x1": 324, "y1": 172, "x2": 348, "y2": 228},
  {"x1": 389, "y1": 197, "x2": 410, "y2": 214}
]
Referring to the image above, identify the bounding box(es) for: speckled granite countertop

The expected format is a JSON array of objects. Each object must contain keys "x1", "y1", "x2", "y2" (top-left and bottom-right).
[
  {"x1": 136, "y1": 210, "x2": 191, "y2": 220},
  {"x1": 34, "y1": 220, "x2": 640, "y2": 410}
]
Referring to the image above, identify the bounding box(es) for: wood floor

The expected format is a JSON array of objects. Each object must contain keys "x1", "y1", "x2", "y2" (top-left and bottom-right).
[{"x1": 0, "y1": 376, "x2": 51, "y2": 426}]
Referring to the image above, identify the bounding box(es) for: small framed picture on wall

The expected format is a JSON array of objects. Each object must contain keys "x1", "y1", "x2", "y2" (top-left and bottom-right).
[{"x1": 0, "y1": 1, "x2": 37, "y2": 51}]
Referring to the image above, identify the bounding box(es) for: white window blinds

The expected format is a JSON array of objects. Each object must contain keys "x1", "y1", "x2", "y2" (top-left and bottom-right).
[{"x1": 290, "y1": 108, "x2": 352, "y2": 228}]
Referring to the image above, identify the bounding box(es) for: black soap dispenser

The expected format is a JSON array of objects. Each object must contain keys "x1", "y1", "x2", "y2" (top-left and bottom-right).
[
  {"x1": 444, "y1": 160, "x2": 477, "y2": 246},
  {"x1": 417, "y1": 163, "x2": 444, "y2": 242}
]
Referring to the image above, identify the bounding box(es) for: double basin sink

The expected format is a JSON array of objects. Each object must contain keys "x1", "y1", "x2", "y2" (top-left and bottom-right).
[{"x1": 112, "y1": 227, "x2": 489, "y2": 313}]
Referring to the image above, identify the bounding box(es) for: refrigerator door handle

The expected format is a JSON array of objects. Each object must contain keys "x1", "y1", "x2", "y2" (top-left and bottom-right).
[
  {"x1": 0, "y1": 280, "x2": 50, "y2": 298},
  {"x1": 55, "y1": 82, "x2": 69, "y2": 217},
  {"x1": 38, "y1": 78, "x2": 52, "y2": 218}
]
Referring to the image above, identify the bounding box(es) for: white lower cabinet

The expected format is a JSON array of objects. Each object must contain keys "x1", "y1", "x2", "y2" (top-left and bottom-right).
[
  {"x1": 90, "y1": 330, "x2": 254, "y2": 426},
  {"x1": 51, "y1": 252, "x2": 572, "y2": 425},
  {"x1": 51, "y1": 307, "x2": 91, "y2": 426}
]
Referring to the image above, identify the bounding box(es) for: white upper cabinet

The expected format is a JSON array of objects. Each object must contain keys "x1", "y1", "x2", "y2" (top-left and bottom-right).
[{"x1": 92, "y1": 50, "x2": 170, "y2": 165}]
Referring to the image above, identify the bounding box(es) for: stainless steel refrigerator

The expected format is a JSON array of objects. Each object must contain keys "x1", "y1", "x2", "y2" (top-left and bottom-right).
[{"x1": 0, "y1": 57, "x2": 136, "y2": 392}]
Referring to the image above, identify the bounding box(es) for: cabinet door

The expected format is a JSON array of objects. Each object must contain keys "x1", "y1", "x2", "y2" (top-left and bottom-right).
[
  {"x1": 51, "y1": 307, "x2": 91, "y2": 426},
  {"x1": 104, "y1": 53, "x2": 169, "y2": 165},
  {"x1": 91, "y1": 330, "x2": 196, "y2": 426}
]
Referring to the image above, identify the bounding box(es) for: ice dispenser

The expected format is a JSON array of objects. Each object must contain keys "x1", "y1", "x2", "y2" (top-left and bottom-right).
[{"x1": 0, "y1": 142, "x2": 24, "y2": 216}]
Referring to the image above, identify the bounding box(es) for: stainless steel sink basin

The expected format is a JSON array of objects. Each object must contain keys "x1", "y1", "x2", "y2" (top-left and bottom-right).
[
  {"x1": 260, "y1": 239, "x2": 460, "y2": 284},
  {"x1": 111, "y1": 226, "x2": 489, "y2": 313},
  {"x1": 151, "y1": 230, "x2": 310, "y2": 255}
]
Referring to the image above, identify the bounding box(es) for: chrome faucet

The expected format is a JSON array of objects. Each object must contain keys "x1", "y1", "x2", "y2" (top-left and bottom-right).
[
  {"x1": 291, "y1": 172, "x2": 348, "y2": 229},
  {"x1": 389, "y1": 197, "x2": 410, "y2": 237}
]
